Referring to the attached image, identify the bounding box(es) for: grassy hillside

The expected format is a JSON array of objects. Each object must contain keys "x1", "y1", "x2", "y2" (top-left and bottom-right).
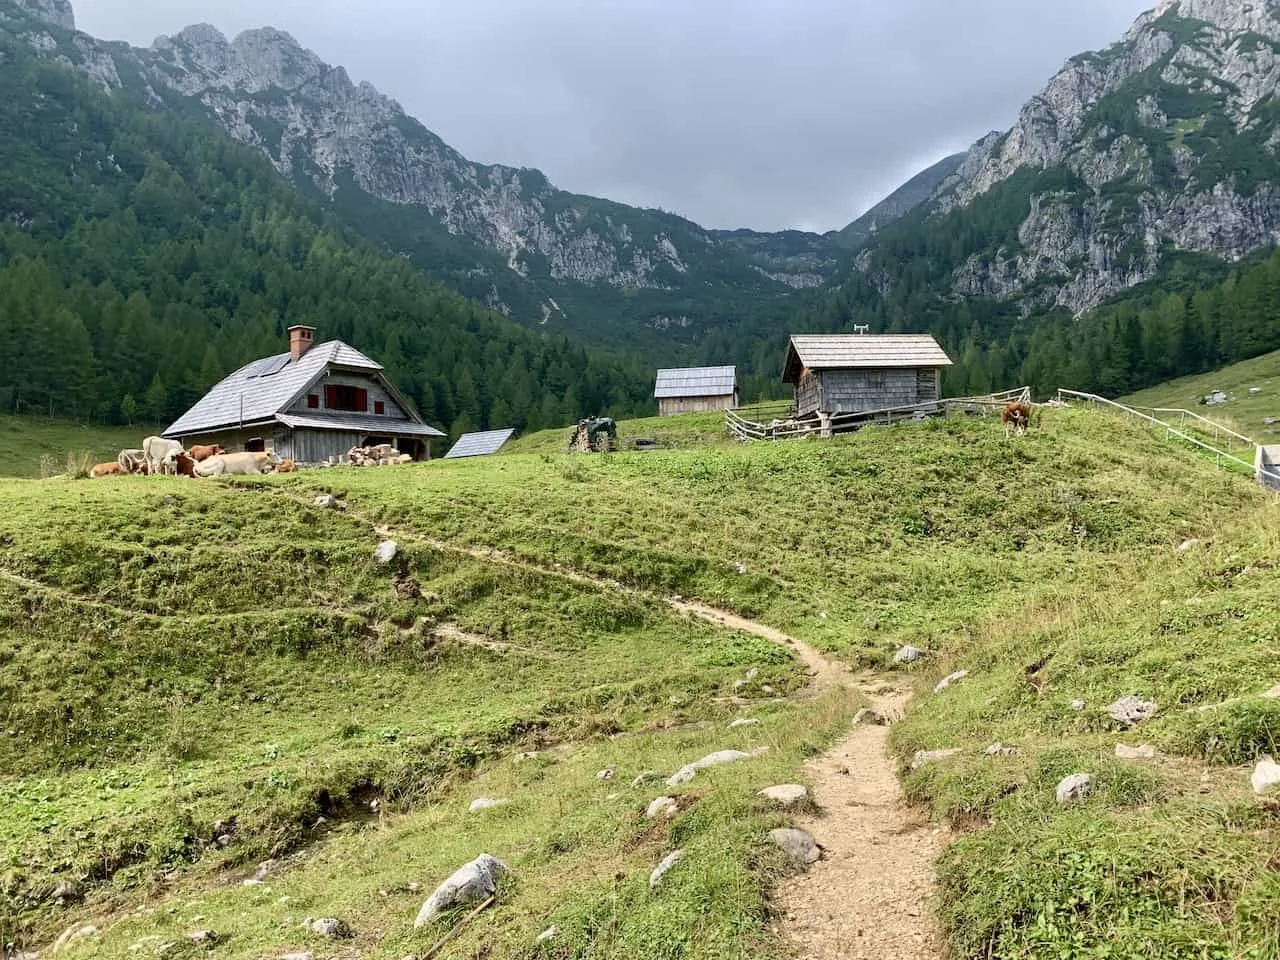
[
  {"x1": 2, "y1": 407, "x2": 1277, "y2": 959},
  {"x1": 1122, "y1": 350, "x2": 1280, "y2": 439},
  {"x1": 0, "y1": 415, "x2": 162, "y2": 477}
]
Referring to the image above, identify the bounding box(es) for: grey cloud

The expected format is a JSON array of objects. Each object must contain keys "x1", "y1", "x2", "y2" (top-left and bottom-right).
[{"x1": 73, "y1": 0, "x2": 1153, "y2": 231}]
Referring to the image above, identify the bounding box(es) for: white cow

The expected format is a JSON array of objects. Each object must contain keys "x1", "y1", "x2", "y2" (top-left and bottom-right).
[
  {"x1": 142, "y1": 436, "x2": 184, "y2": 476},
  {"x1": 195, "y1": 451, "x2": 280, "y2": 477}
]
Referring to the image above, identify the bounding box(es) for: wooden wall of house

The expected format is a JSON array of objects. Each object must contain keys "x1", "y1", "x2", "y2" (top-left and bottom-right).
[
  {"x1": 174, "y1": 426, "x2": 280, "y2": 454},
  {"x1": 658, "y1": 393, "x2": 737, "y2": 416},
  {"x1": 287, "y1": 373, "x2": 409, "y2": 419},
  {"x1": 794, "y1": 367, "x2": 942, "y2": 417}
]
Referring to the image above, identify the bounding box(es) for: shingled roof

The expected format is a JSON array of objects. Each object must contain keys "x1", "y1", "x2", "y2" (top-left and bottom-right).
[
  {"x1": 654, "y1": 366, "x2": 737, "y2": 399},
  {"x1": 783, "y1": 335, "x2": 952, "y2": 383},
  {"x1": 165, "y1": 340, "x2": 440, "y2": 438}
]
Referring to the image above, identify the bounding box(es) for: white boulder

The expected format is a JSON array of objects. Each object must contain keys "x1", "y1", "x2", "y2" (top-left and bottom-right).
[{"x1": 414, "y1": 854, "x2": 511, "y2": 927}]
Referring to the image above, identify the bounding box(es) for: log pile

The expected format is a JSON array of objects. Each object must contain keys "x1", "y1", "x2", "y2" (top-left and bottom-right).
[{"x1": 346, "y1": 444, "x2": 414, "y2": 467}]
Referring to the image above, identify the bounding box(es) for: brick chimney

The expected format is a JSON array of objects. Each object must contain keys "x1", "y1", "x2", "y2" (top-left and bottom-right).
[{"x1": 288, "y1": 325, "x2": 315, "y2": 361}]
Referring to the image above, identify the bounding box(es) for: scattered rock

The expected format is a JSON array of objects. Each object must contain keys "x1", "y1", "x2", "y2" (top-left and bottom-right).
[
  {"x1": 734, "y1": 562, "x2": 747, "y2": 575},
  {"x1": 468, "y1": 797, "x2": 507, "y2": 813},
  {"x1": 853, "y1": 708, "x2": 889, "y2": 726},
  {"x1": 1250, "y1": 387, "x2": 1262, "y2": 395},
  {"x1": 666, "y1": 747, "x2": 768, "y2": 786},
  {"x1": 769, "y1": 827, "x2": 821, "y2": 864},
  {"x1": 53, "y1": 924, "x2": 99, "y2": 952},
  {"x1": 303, "y1": 917, "x2": 352, "y2": 939},
  {"x1": 51, "y1": 878, "x2": 81, "y2": 901},
  {"x1": 1177, "y1": 538, "x2": 1201, "y2": 552},
  {"x1": 1107, "y1": 695, "x2": 1158, "y2": 726},
  {"x1": 649, "y1": 850, "x2": 684, "y2": 891},
  {"x1": 374, "y1": 540, "x2": 399, "y2": 564},
  {"x1": 1115, "y1": 744, "x2": 1157, "y2": 760},
  {"x1": 1251, "y1": 758, "x2": 1280, "y2": 795},
  {"x1": 313, "y1": 494, "x2": 339, "y2": 509},
  {"x1": 893, "y1": 645, "x2": 924, "y2": 664},
  {"x1": 188, "y1": 930, "x2": 219, "y2": 944},
  {"x1": 760, "y1": 684, "x2": 776, "y2": 694},
  {"x1": 933, "y1": 670, "x2": 969, "y2": 694},
  {"x1": 253, "y1": 859, "x2": 279, "y2": 882},
  {"x1": 414, "y1": 854, "x2": 511, "y2": 927},
  {"x1": 733, "y1": 679, "x2": 749, "y2": 690},
  {"x1": 1070, "y1": 699, "x2": 1086, "y2": 712},
  {"x1": 985, "y1": 742, "x2": 1021, "y2": 757},
  {"x1": 631, "y1": 770, "x2": 663, "y2": 788},
  {"x1": 596, "y1": 767, "x2": 616, "y2": 781},
  {"x1": 746, "y1": 668, "x2": 760, "y2": 681},
  {"x1": 729, "y1": 718, "x2": 760, "y2": 728},
  {"x1": 537, "y1": 925, "x2": 558, "y2": 943},
  {"x1": 757, "y1": 784, "x2": 808, "y2": 808},
  {"x1": 1056, "y1": 773, "x2": 1093, "y2": 805},
  {"x1": 1205, "y1": 390, "x2": 1227, "y2": 406},
  {"x1": 645, "y1": 796, "x2": 679, "y2": 819},
  {"x1": 910, "y1": 748, "x2": 961, "y2": 770}
]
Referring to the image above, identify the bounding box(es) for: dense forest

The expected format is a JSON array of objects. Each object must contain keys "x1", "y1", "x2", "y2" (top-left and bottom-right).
[{"x1": 0, "y1": 35, "x2": 652, "y2": 435}]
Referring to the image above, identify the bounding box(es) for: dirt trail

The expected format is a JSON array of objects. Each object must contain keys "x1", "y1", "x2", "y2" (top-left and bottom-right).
[{"x1": 313, "y1": 493, "x2": 949, "y2": 957}]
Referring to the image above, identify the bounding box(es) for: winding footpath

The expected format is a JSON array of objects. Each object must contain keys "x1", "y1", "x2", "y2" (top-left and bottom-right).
[{"x1": 315, "y1": 491, "x2": 950, "y2": 958}]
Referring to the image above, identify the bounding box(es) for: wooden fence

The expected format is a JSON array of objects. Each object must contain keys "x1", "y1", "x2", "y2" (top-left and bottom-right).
[{"x1": 726, "y1": 387, "x2": 1031, "y2": 443}]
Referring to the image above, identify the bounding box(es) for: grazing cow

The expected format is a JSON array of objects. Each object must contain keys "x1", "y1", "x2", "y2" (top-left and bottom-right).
[
  {"x1": 272, "y1": 458, "x2": 297, "y2": 474},
  {"x1": 195, "y1": 451, "x2": 280, "y2": 477},
  {"x1": 188, "y1": 444, "x2": 225, "y2": 463},
  {"x1": 1002, "y1": 402, "x2": 1031, "y2": 439},
  {"x1": 143, "y1": 436, "x2": 184, "y2": 475},
  {"x1": 90, "y1": 462, "x2": 123, "y2": 478},
  {"x1": 117, "y1": 449, "x2": 147, "y2": 474}
]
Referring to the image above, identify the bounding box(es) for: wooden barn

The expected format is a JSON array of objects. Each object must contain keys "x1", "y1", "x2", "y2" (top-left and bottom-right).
[
  {"x1": 783, "y1": 334, "x2": 952, "y2": 419},
  {"x1": 164, "y1": 326, "x2": 444, "y2": 463},
  {"x1": 654, "y1": 366, "x2": 738, "y2": 416}
]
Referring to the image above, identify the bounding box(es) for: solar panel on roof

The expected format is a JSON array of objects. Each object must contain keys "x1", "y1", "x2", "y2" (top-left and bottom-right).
[{"x1": 256, "y1": 355, "x2": 291, "y2": 378}]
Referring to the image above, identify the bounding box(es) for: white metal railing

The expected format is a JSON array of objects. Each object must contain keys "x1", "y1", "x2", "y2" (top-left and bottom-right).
[
  {"x1": 1057, "y1": 388, "x2": 1280, "y2": 488},
  {"x1": 1132, "y1": 405, "x2": 1256, "y2": 448}
]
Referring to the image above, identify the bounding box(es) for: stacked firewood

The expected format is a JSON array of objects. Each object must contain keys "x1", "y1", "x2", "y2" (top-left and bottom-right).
[{"x1": 346, "y1": 444, "x2": 414, "y2": 467}]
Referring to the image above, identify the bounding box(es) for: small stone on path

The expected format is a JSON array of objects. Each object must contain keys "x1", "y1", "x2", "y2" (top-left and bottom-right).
[
  {"x1": 303, "y1": 917, "x2": 352, "y2": 939},
  {"x1": 374, "y1": 540, "x2": 399, "y2": 564},
  {"x1": 1115, "y1": 744, "x2": 1157, "y2": 760},
  {"x1": 1251, "y1": 758, "x2": 1280, "y2": 794},
  {"x1": 985, "y1": 742, "x2": 1021, "y2": 757},
  {"x1": 1056, "y1": 773, "x2": 1093, "y2": 805},
  {"x1": 646, "y1": 796, "x2": 679, "y2": 819},
  {"x1": 758, "y1": 784, "x2": 809, "y2": 808},
  {"x1": 468, "y1": 797, "x2": 507, "y2": 813},
  {"x1": 649, "y1": 850, "x2": 684, "y2": 890},
  {"x1": 853, "y1": 707, "x2": 889, "y2": 726},
  {"x1": 1107, "y1": 695, "x2": 1157, "y2": 726},
  {"x1": 769, "y1": 827, "x2": 821, "y2": 864}
]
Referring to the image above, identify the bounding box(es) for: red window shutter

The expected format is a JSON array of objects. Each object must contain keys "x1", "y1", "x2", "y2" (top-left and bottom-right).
[
  {"x1": 374, "y1": 401, "x2": 385, "y2": 415},
  {"x1": 307, "y1": 394, "x2": 319, "y2": 409},
  {"x1": 356, "y1": 388, "x2": 368, "y2": 412},
  {"x1": 324, "y1": 385, "x2": 337, "y2": 408}
]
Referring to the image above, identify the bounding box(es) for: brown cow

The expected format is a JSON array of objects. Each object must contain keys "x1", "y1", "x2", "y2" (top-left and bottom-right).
[
  {"x1": 171, "y1": 452, "x2": 198, "y2": 478},
  {"x1": 90, "y1": 462, "x2": 123, "y2": 478},
  {"x1": 188, "y1": 444, "x2": 225, "y2": 463},
  {"x1": 272, "y1": 458, "x2": 297, "y2": 474},
  {"x1": 1002, "y1": 402, "x2": 1031, "y2": 439}
]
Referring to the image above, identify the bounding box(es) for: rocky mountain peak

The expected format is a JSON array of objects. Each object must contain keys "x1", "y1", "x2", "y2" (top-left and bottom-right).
[
  {"x1": 153, "y1": 22, "x2": 329, "y2": 95},
  {"x1": 11, "y1": 0, "x2": 73, "y2": 30}
]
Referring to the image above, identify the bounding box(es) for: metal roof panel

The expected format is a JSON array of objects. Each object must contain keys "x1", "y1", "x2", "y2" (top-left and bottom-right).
[
  {"x1": 788, "y1": 335, "x2": 952, "y2": 370},
  {"x1": 444, "y1": 428, "x2": 518, "y2": 458},
  {"x1": 653, "y1": 365, "x2": 737, "y2": 398}
]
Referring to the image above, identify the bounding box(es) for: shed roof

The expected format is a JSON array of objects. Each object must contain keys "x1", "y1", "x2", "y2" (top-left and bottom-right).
[
  {"x1": 164, "y1": 340, "x2": 435, "y2": 437},
  {"x1": 783, "y1": 334, "x2": 952, "y2": 383},
  {"x1": 654, "y1": 365, "x2": 737, "y2": 399},
  {"x1": 444, "y1": 428, "x2": 517, "y2": 459}
]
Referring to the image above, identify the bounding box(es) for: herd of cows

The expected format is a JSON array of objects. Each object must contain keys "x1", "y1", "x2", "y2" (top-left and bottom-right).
[{"x1": 89, "y1": 437, "x2": 294, "y2": 479}]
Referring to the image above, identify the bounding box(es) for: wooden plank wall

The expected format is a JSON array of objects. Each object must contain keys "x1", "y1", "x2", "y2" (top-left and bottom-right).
[
  {"x1": 658, "y1": 394, "x2": 737, "y2": 416},
  {"x1": 819, "y1": 368, "x2": 922, "y2": 414},
  {"x1": 287, "y1": 373, "x2": 407, "y2": 419}
]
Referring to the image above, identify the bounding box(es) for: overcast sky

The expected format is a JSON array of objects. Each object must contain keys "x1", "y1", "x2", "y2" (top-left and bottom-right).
[{"x1": 72, "y1": 0, "x2": 1153, "y2": 232}]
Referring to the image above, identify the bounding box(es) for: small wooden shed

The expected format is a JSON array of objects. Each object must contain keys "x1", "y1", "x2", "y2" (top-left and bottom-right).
[
  {"x1": 654, "y1": 366, "x2": 738, "y2": 416},
  {"x1": 783, "y1": 334, "x2": 952, "y2": 419}
]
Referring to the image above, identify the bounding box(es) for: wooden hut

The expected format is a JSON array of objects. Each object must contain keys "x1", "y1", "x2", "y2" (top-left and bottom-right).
[
  {"x1": 783, "y1": 334, "x2": 952, "y2": 419},
  {"x1": 654, "y1": 366, "x2": 738, "y2": 416},
  {"x1": 165, "y1": 326, "x2": 444, "y2": 463}
]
